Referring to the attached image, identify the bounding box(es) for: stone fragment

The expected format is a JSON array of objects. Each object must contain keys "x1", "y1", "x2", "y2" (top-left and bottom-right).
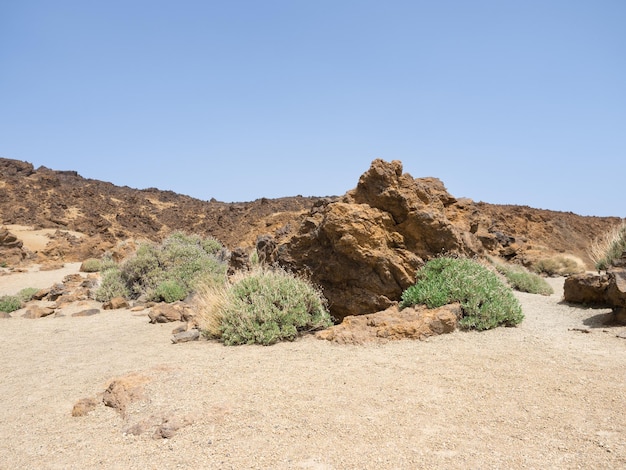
[
  {"x1": 148, "y1": 303, "x2": 183, "y2": 323},
  {"x1": 72, "y1": 398, "x2": 98, "y2": 417},
  {"x1": 72, "y1": 308, "x2": 100, "y2": 317},
  {"x1": 103, "y1": 297, "x2": 129, "y2": 310},
  {"x1": 171, "y1": 329, "x2": 200, "y2": 344},
  {"x1": 22, "y1": 305, "x2": 55, "y2": 319}
]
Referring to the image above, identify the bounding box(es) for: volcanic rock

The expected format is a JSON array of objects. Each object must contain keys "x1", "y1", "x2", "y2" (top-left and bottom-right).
[
  {"x1": 276, "y1": 159, "x2": 482, "y2": 320},
  {"x1": 316, "y1": 303, "x2": 460, "y2": 344}
]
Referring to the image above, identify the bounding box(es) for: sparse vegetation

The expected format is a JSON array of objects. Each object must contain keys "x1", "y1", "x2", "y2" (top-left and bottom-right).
[
  {"x1": 196, "y1": 267, "x2": 332, "y2": 346},
  {"x1": 488, "y1": 258, "x2": 553, "y2": 295},
  {"x1": 17, "y1": 287, "x2": 39, "y2": 302},
  {"x1": 95, "y1": 267, "x2": 130, "y2": 302},
  {"x1": 400, "y1": 257, "x2": 524, "y2": 331},
  {"x1": 589, "y1": 221, "x2": 626, "y2": 271},
  {"x1": 94, "y1": 232, "x2": 228, "y2": 303},
  {"x1": 0, "y1": 295, "x2": 23, "y2": 313},
  {"x1": 532, "y1": 256, "x2": 584, "y2": 277},
  {"x1": 80, "y1": 258, "x2": 102, "y2": 273}
]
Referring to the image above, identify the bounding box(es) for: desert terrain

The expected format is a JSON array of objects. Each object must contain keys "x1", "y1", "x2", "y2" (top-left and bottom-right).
[
  {"x1": 1, "y1": 262, "x2": 625, "y2": 469},
  {"x1": 1, "y1": 157, "x2": 625, "y2": 469}
]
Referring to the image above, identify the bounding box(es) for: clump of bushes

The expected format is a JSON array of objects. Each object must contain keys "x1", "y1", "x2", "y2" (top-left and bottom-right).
[
  {"x1": 488, "y1": 258, "x2": 553, "y2": 295},
  {"x1": 196, "y1": 267, "x2": 332, "y2": 346},
  {"x1": 532, "y1": 256, "x2": 584, "y2": 277},
  {"x1": 94, "y1": 232, "x2": 228, "y2": 303},
  {"x1": 589, "y1": 221, "x2": 626, "y2": 271},
  {"x1": 400, "y1": 257, "x2": 523, "y2": 331},
  {"x1": 0, "y1": 287, "x2": 39, "y2": 313}
]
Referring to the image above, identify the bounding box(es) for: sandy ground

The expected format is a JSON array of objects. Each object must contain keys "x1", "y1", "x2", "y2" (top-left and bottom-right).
[{"x1": 1, "y1": 268, "x2": 625, "y2": 469}]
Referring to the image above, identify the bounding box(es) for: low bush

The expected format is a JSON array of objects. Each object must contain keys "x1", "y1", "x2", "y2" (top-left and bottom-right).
[
  {"x1": 80, "y1": 258, "x2": 102, "y2": 273},
  {"x1": 589, "y1": 221, "x2": 626, "y2": 271},
  {"x1": 196, "y1": 268, "x2": 332, "y2": 346},
  {"x1": 17, "y1": 287, "x2": 39, "y2": 302},
  {"x1": 488, "y1": 258, "x2": 553, "y2": 295},
  {"x1": 0, "y1": 295, "x2": 22, "y2": 313},
  {"x1": 120, "y1": 232, "x2": 227, "y2": 302},
  {"x1": 400, "y1": 257, "x2": 523, "y2": 331},
  {"x1": 532, "y1": 256, "x2": 583, "y2": 277},
  {"x1": 95, "y1": 267, "x2": 130, "y2": 302}
]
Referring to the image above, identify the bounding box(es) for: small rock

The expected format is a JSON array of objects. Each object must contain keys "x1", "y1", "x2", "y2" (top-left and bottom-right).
[
  {"x1": 72, "y1": 397, "x2": 98, "y2": 417},
  {"x1": 171, "y1": 324, "x2": 187, "y2": 334},
  {"x1": 171, "y1": 329, "x2": 200, "y2": 344},
  {"x1": 72, "y1": 308, "x2": 100, "y2": 317},
  {"x1": 148, "y1": 303, "x2": 183, "y2": 323},
  {"x1": 0, "y1": 311, "x2": 12, "y2": 319},
  {"x1": 130, "y1": 306, "x2": 145, "y2": 312},
  {"x1": 22, "y1": 306, "x2": 55, "y2": 319},
  {"x1": 103, "y1": 297, "x2": 129, "y2": 310}
]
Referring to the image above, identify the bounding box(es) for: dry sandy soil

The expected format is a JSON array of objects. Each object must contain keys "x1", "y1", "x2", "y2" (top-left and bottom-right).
[{"x1": 1, "y1": 267, "x2": 626, "y2": 469}]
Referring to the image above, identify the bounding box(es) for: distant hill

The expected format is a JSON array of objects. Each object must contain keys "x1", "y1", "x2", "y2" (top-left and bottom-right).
[{"x1": 0, "y1": 157, "x2": 621, "y2": 267}]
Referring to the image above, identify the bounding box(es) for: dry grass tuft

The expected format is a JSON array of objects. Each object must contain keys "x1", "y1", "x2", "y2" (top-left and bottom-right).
[
  {"x1": 588, "y1": 221, "x2": 626, "y2": 271},
  {"x1": 194, "y1": 281, "x2": 230, "y2": 339}
]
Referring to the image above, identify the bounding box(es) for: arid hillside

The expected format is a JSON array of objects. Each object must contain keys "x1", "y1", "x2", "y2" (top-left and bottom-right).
[{"x1": 0, "y1": 157, "x2": 621, "y2": 267}]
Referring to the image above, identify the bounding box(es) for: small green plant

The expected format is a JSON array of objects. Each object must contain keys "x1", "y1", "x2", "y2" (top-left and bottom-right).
[
  {"x1": 589, "y1": 221, "x2": 626, "y2": 271},
  {"x1": 400, "y1": 257, "x2": 523, "y2": 331},
  {"x1": 532, "y1": 256, "x2": 583, "y2": 277},
  {"x1": 80, "y1": 258, "x2": 102, "y2": 273},
  {"x1": 95, "y1": 267, "x2": 130, "y2": 302},
  {"x1": 154, "y1": 279, "x2": 187, "y2": 303},
  {"x1": 197, "y1": 268, "x2": 332, "y2": 346},
  {"x1": 0, "y1": 295, "x2": 22, "y2": 313},
  {"x1": 17, "y1": 287, "x2": 39, "y2": 302},
  {"x1": 488, "y1": 258, "x2": 553, "y2": 295}
]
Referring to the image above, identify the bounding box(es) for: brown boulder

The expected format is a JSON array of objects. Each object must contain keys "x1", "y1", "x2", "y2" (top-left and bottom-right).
[
  {"x1": 148, "y1": 303, "x2": 184, "y2": 323},
  {"x1": 317, "y1": 303, "x2": 460, "y2": 344},
  {"x1": 102, "y1": 373, "x2": 149, "y2": 417},
  {"x1": 103, "y1": 297, "x2": 130, "y2": 310},
  {"x1": 277, "y1": 159, "x2": 482, "y2": 320},
  {"x1": 22, "y1": 305, "x2": 55, "y2": 319},
  {"x1": 563, "y1": 273, "x2": 610, "y2": 305},
  {"x1": 0, "y1": 227, "x2": 28, "y2": 265}
]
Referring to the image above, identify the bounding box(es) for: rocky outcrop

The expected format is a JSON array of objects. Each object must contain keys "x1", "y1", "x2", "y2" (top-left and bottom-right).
[
  {"x1": 564, "y1": 268, "x2": 626, "y2": 324},
  {"x1": 276, "y1": 159, "x2": 482, "y2": 320},
  {"x1": 0, "y1": 227, "x2": 28, "y2": 265},
  {"x1": 316, "y1": 303, "x2": 460, "y2": 344}
]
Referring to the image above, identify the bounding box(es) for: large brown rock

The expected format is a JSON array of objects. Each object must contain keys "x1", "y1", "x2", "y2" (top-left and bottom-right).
[
  {"x1": 276, "y1": 159, "x2": 482, "y2": 320},
  {"x1": 564, "y1": 269, "x2": 626, "y2": 325},
  {"x1": 563, "y1": 273, "x2": 610, "y2": 305},
  {"x1": 316, "y1": 303, "x2": 460, "y2": 344}
]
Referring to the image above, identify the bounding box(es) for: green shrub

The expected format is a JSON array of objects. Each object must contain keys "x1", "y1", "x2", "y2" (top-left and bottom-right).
[
  {"x1": 118, "y1": 232, "x2": 227, "y2": 302},
  {"x1": 589, "y1": 222, "x2": 626, "y2": 271},
  {"x1": 154, "y1": 279, "x2": 187, "y2": 303},
  {"x1": 200, "y1": 268, "x2": 332, "y2": 346},
  {"x1": 95, "y1": 268, "x2": 130, "y2": 302},
  {"x1": 0, "y1": 295, "x2": 22, "y2": 313},
  {"x1": 17, "y1": 287, "x2": 39, "y2": 302},
  {"x1": 532, "y1": 256, "x2": 583, "y2": 277},
  {"x1": 400, "y1": 257, "x2": 523, "y2": 331},
  {"x1": 99, "y1": 253, "x2": 118, "y2": 272},
  {"x1": 489, "y1": 258, "x2": 553, "y2": 295},
  {"x1": 80, "y1": 258, "x2": 102, "y2": 273}
]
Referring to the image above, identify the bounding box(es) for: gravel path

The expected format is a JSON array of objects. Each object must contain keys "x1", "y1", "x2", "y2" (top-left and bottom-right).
[{"x1": 0, "y1": 274, "x2": 625, "y2": 469}]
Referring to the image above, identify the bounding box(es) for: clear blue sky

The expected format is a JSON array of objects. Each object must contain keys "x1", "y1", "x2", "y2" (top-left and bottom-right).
[{"x1": 1, "y1": 1, "x2": 624, "y2": 217}]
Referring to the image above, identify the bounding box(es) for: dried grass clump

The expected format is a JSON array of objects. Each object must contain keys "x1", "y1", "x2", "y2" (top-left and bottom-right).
[
  {"x1": 588, "y1": 221, "x2": 626, "y2": 271},
  {"x1": 532, "y1": 255, "x2": 584, "y2": 277}
]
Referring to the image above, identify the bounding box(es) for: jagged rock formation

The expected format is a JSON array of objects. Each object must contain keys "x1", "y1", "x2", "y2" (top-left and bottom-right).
[
  {"x1": 0, "y1": 226, "x2": 29, "y2": 265},
  {"x1": 276, "y1": 160, "x2": 483, "y2": 320}
]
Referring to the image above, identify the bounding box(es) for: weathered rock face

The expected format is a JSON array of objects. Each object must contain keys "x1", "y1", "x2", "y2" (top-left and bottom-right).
[{"x1": 276, "y1": 159, "x2": 483, "y2": 320}]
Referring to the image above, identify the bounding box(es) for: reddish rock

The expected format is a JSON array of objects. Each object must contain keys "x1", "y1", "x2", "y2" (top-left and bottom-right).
[
  {"x1": 277, "y1": 159, "x2": 482, "y2": 320},
  {"x1": 316, "y1": 303, "x2": 460, "y2": 344},
  {"x1": 71, "y1": 397, "x2": 98, "y2": 417},
  {"x1": 148, "y1": 303, "x2": 184, "y2": 323},
  {"x1": 103, "y1": 297, "x2": 130, "y2": 310},
  {"x1": 22, "y1": 305, "x2": 55, "y2": 319}
]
